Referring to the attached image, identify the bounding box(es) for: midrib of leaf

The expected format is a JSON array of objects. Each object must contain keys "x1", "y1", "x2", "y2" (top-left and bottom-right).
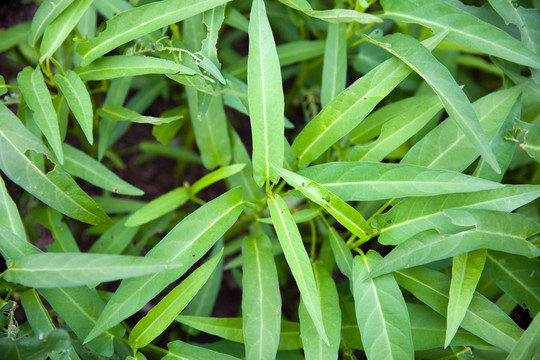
[
  {"x1": 321, "y1": 179, "x2": 489, "y2": 187},
  {"x1": 486, "y1": 252, "x2": 540, "y2": 305},
  {"x1": 296, "y1": 61, "x2": 405, "y2": 161},
  {"x1": 10, "y1": 263, "x2": 167, "y2": 273},
  {"x1": 82, "y1": 1, "x2": 204, "y2": 64},
  {"x1": 361, "y1": 257, "x2": 393, "y2": 357},
  {"x1": 383, "y1": 11, "x2": 533, "y2": 63}
]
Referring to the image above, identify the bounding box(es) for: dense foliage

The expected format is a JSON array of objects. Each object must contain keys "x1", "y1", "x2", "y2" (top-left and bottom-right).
[{"x1": 0, "y1": 0, "x2": 539, "y2": 359}]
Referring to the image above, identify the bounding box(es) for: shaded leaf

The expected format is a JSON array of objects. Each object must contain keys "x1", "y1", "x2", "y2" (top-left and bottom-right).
[
  {"x1": 0, "y1": 174, "x2": 26, "y2": 241},
  {"x1": 507, "y1": 310, "x2": 540, "y2": 360},
  {"x1": 124, "y1": 187, "x2": 189, "y2": 227},
  {"x1": 164, "y1": 340, "x2": 239, "y2": 360},
  {"x1": 97, "y1": 104, "x2": 182, "y2": 125}
]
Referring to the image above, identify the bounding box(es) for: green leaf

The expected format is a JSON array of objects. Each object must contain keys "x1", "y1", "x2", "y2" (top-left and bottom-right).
[
  {"x1": 381, "y1": 0, "x2": 540, "y2": 68},
  {"x1": 299, "y1": 264, "x2": 341, "y2": 360},
  {"x1": 279, "y1": 0, "x2": 382, "y2": 24},
  {"x1": 328, "y1": 227, "x2": 353, "y2": 279},
  {"x1": 130, "y1": 250, "x2": 223, "y2": 349},
  {"x1": 267, "y1": 194, "x2": 328, "y2": 343},
  {"x1": 164, "y1": 340, "x2": 240, "y2": 360},
  {"x1": 291, "y1": 31, "x2": 446, "y2": 168},
  {"x1": 242, "y1": 235, "x2": 281, "y2": 360},
  {"x1": 175, "y1": 316, "x2": 302, "y2": 350},
  {"x1": 4, "y1": 252, "x2": 180, "y2": 288},
  {"x1": 0, "y1": 174, "x2": 26, "y2": 241},
  {"x1": 395, "y1": 267, "x2": 523, "y2": 351},
  {"x1": 0, "y1": 22, "x2": 31, "y2": 53},
  {"x1": 299, "y1": 162, "x2": 502, "y2": 201},
  {"x1": 17, "y1": 67, "x2": 63, "y2": 163},
  {"x1": 345, "y1": 96, "x2": 443, "y2": 162},
  {"x1": 485, "y1": 251, "x2": 540, "y2": 316},
  {"x1": 75, "y1": 55, "x2": 196, "y2": 81},
  {"x1": 54, "y1": 71, "x2": 94, "y2": 144},
  {"x1": 0, "y1": 103, "x2": 109, "y2": 225},
  {"x1": 507, "y1": 310, "x2": 540, "y2": 360},
  {"x1": 352, "y1": 251, "x2": 414, "y2": 360},
  {"x1": 20, "y1": 289, "x2": 56, "y2": 336},
  {"x1": 258, "y1": 208, "x2": 321, "y2": 224},
  {"x1": 321, "y1": 23, "x2": 347, "y2": 108},
  {"x1": 62, "y1": 144, "x2": 143, "y2": 196},
  {"x1": 369, "y1": 210, "x2": 540, "y2": 278},
  {"x1": 192, "y1": 164, "x2": 246, "y2": 195},
  {"x1": 89, "y1": 218, "x2": 139, "y2": 255},
  {"x1": 124, "y1": 187, "x2": 189, "y2": 227},
  {"x1": 248, "y1": 0, "x2": 284, "y2": 186},
  {"x1": 445, "y1": 249, "x2": 487, "y2": 348},
  {"x1": 373, "y1": 185, "x2": 540, "y2": 245},
  {"x1": 85, "y1": 188, "x2": 244, "y2": 343},
  {"x1": 273, "y1": 165, "x2": 374, "y2": 241},
  {"x1": 29, "y1": 0, "x2": 71, "y2": 46},
  {"x1": 39, "y1": 0, "x2": 93, "y2": 61},
  {"x1": 76, "y1": 0, "x2": 231, "y2": 66},
  {"x1": 0, "y1": 329, "x2": 72, "y2": 360},
  {"x1": 96, "y1": 104, "x2": 182, "y2": 126},
  {"x1": 187, "y1": 93, "x2": 232, "y2": 169},
  {"x1": 369, "y1": 33, "x2": 499, "y2": 172},
  {"x1": 403, "y1": 83, "x2": 523, "y2": 172},
  {"x1": 37, "y1": 207, "x2": 79, "y2": 253}
]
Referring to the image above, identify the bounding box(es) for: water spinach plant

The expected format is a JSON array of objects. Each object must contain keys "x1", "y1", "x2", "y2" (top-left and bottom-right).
[{"x1": 0, "y1": 0, "x2": 539, "y2": 359}]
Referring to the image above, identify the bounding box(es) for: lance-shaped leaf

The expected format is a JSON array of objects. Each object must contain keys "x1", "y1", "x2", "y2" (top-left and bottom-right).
[
  {"x1": 85, "y1": 188, "x2": 244, "y2": 343},
  {"x1": 368, "y1": 209, "x2": 540, "y2": 278},
  {"x1": 191, "y1": 164, "x2": 245, "y2": 195},
  {"x1": 76, "y1": 0, "x2": 231, "y2": 66},
  {"x1": 0, "y1": 226, "x2": 117, "y2": 356},
  {"x1": 274, "y1": 165, "x2": 374, "y2": 240},
  {"x1": 17, "y1": 67, "x2": 63, "y2": 163},
  {"x1": 267, "y1": 194, "x2": 328, "y2": 343},
  {"x1": 62, "y1": 144, "x2": 143, "y2": 196},
  {"x1": 299, "y1": 162, "x2": 502, "y2": 201},
  {"x1": 507, "y1": 310, "x2": 540, "y2": 360},
  {"x1": 164, "y1": 340, "x2": 239, "y2": 360},
  {"x1": 75, "y1": 55, "x2": 196, "y2": 81},
  {"x1": 328, "y1": 227, "x2": 353, "y2": 279},
  {"x1": 403, "y1": 81, "x2": 523, "y2": 172},
  {"x1": 345, "y1": 96, "x2": 443, "y2": 162},
  {"x1": 242, "y1": 235, "x2": 281, "y2": 360},
  {"x1": 29, "y1": 0, "x2": 71, "y2": 46},
  {"x1": 0, "y1": 174, "x2": 26, "y2": 241},
  {"x1": 96, "y1": 105, "x2": 182, "y2": 125},
  {"x1": 39, "y1": 0, "x2": 93, "y2": 61},
  {"x1": 485, "y1": 251, "x2": 540, "y2": 316},
  {"x1": 446, "y1": 249, "x2": 487, "y2": 348},
  {"x1": 4, "y1": 252, "x2": 180, "y2": 288},
  {"x1": 0, "y1": 103, "x2": 109, "y2": 225},
  {"x1": 21, "y1": 289, "x2": 56, "y2": 336},
  {"x1": 248, "y1": 0, "x2": 284, "y2": 186},
  {"x1": 125, "y1": 187, "x2": 189, "y2": 227},
  {"x1": 279, "y1": 0, "x2": 381, "y2": 24},
  {"x1": 130, "y1": 250, "x2": 223, "y2": 349},
  {"x1": 55, "y1": 71, "x2": 94, "y2": 144},
  {"x1": 299, "y1": 264, "x2": 341, "y2": 360},
  {"x1": 321, "y1": 23, "x2": 347, "y2": 108},
  {"x1": 292, "y1": 31, "x2": 446, "y2": 168},
  {"x1": 352, "y1": 252, "x2": 414, "y2": 360},
  {"x1": 395, "y1": 267, "x2": 523, "y2": 352},
  {"x1": 381, "y1": 0, "x2": 540, "y2": 68},
  {"x1": 373, "y1": 185, "x2": 540, "y2": 245},
  {"x1": 175, "y1": 316, "x2": 302, "y2": 350},
  {"x1": 369, "y1": 33, "x2": 499, "y2": 172}
]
